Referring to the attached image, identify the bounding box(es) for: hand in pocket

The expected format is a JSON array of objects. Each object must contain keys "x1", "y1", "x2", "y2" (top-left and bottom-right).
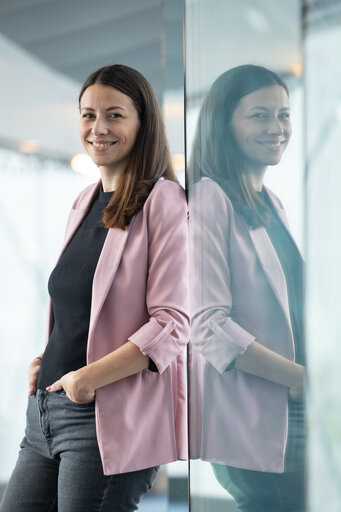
[{"x1": 28, "y1": 354, "x2": 43, "y2": 395}]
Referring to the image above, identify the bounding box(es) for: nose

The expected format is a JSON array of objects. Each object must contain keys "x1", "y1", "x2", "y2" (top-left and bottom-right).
[
  {"x1": 92, "y1": 116, "x2": 109, "y2": 136},
  {"x1": 266, "y1": 116, "x2": 283, "y2": 136}
]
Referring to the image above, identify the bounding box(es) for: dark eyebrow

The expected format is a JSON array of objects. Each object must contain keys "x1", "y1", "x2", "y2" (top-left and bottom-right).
[
  {"x1": 248, "y1": 106, "x2": 290, "y2": 112},
  {"x1": 80, "y1": 106, "x2": 126, "y2": 112}
]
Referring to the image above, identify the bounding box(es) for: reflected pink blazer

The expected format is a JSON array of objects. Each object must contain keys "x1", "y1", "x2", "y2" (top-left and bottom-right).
[
  {"x1": 45, "y1": 178, "x2": 190, "y2": 475},
  {"x1": 189, "y1": 178, "x2": 300, "y2": 473}
]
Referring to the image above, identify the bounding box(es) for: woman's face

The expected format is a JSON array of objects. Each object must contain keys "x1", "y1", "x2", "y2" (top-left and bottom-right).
[
  {"x1": 79, "y1": 84, "x2": 140, "y2": 174},
  {"x1": 230, "y1": 85, "x2": 291, "y2": 171}
]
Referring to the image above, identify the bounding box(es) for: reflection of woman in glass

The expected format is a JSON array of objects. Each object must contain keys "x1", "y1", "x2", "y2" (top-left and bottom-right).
[
  {"x1": 189, "y1": 65, "x2": 305, "y2": 511},
  {"x1": 1, "y1": 64, "x2": 189, "y2": 512}
]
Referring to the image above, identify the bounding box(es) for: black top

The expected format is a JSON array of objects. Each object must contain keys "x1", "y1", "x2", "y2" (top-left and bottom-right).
[
  {"x1": 37, "y1": 188, "x2": 113, "y2": 390},
  {"x1": 38, "y1": 187, "x2": 157, "y2": 391},
  {"x1": 260, "y1": 189, "x2": 305, "y2": 366}
]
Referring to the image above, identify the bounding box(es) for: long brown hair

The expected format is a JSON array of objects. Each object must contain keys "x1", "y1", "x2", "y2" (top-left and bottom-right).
[
  {"x1": 188, "y1": 65, "x2": 289, "y2": 228},
  {"x1": 79, "y1": 64, "x2": 178, "y2": 229}
]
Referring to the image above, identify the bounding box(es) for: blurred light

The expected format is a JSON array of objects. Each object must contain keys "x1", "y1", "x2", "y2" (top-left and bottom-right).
[
  {"x1": 70, "y1": 153, "x2": 99, "y2": 177},
  {"x1": 163, "y1": 100, "x2": 184, "y2": 118},
  {"x1": 172, "y1": 153, "x2": 185, "y2": 171},
  {"x1": 18, "y1": 139, "x2": 40, "y2": 154},
  {"x1": 291, "y1": 61, "x2": 303, "y2": 77}
]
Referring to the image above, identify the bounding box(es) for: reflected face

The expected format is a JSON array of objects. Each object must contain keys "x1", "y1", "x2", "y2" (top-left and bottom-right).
[
  {"x1": 230, "y1": 85, "x2": 291, "y2": 171},
  {"x1": 79, "y1": 84, "x2": 140, "y2": 173}
]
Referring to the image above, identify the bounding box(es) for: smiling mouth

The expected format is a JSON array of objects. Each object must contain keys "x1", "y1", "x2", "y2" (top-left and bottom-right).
[
  {"x1": 257, "y1": 140, "x2": 286, "y2": 150},
  {"x1": 88, "y1": 140, "x2": 117, "y2": 152},
  {"x1": 88, "y1": 141, "x2": 117, "y2": 149}
]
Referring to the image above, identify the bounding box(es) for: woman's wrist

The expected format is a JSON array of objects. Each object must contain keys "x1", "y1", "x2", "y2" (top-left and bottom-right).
[
  {"x1": 75, "y1": 341, "x2": 149, "y2": 392},
  {"x1": 74, "y1": 365, "x2": 97, "y2": 392},
  {"x1": 235, "y1": 341, "x2": 306, "y2": 389},
  {"x1": 291, "y1": 362, "x2": 305, "y2": 389}
]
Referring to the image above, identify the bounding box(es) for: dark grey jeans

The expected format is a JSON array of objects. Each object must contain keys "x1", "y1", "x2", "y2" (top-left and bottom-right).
[{"x1": 0, "y1": 390, "x2": 159, "y2": 512}]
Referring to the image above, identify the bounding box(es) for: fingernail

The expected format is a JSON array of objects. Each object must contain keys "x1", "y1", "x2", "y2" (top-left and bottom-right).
[{"x1": 46, "y1": 386, "x2": 52, "y2": 391}]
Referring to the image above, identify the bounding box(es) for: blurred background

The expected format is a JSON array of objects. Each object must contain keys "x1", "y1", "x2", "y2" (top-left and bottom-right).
[{"x1": 0, "y1": 0, "x2": 340, "y2": 510}]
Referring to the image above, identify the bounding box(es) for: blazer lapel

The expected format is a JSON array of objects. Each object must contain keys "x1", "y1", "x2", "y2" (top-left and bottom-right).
[
  {"x1": 88, "y1": 216, "x2": 135, "y2": 343},
  {"x1": 58, "y1": 182, "x2": 100, "y2": 259},
  {"x1": 247, "y1": 225, "x2": 292, "y2": 330},
  {"x1": 46, "y1": 181, "x2": 100, "y2": 343},
  {"x1": 52, "y1": 179, "x2": 134, "y2": 352}
]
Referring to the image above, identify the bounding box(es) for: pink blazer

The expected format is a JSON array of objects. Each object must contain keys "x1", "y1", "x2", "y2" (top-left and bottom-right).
[
  {"x1": 45, "y1": 178, "x2": 190, "y2": 475},
  {"x1": 189, "y1": 177, "x2": 300, "y2": 473}
]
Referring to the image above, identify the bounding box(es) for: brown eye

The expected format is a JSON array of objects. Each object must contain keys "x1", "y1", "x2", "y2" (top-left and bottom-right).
[{"x1": 252, "y1": 113, "x2": 268, "y2": 119}]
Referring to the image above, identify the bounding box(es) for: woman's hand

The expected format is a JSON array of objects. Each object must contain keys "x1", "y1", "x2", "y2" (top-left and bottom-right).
[
  {"x1": 46, "y1": 370, "x2": 95, "y2": 404},
  {"x1": 28, "y1": 355, "x2": 43, "y2": 395},
  {"x1": 235, "y1": 341, "x2": 306, "y2": 403},
  {"x1": 46, "y1": 341, "x2": 149, "y2": 404}
]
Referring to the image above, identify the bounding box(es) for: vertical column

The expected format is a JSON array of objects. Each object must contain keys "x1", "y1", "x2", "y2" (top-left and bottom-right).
[
  {"x1": 304, "y1": 1, "x2": 341, "y2": 510},
  {"x1": 186, "y1": 1, "x2": 304, "y2": 510},
  {"x1": 162, "y1": 1, "x2": 188, "y2": 511}
]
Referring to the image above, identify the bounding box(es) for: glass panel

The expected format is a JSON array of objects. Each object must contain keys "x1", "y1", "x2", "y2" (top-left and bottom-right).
[
  {"x1": 163, "y1": 1, "x2": 189, "y2": 511},
  {"x1": 186, "y1": 1, "x2": 305, "y2": 510},
  {"x1": 304, "y1": 1, "x2": 341, "y2": 510},
  {"x1": 0, "y1": 3, "x2": 186, "y2": 511}
]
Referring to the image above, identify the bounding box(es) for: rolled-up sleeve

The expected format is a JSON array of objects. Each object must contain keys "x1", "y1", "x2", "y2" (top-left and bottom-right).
[
  {"x1": 189, "y1": 179, "x2": 256, "y2": 374},
  {"x1": 129, "y1": 181, "x2": 190, "y2": 374}
]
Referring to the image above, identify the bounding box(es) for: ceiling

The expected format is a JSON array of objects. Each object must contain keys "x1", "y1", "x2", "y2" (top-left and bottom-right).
[
  {"x1": 0, "y1": 0, "x2": 304, "y2": 161},
  {"x1": 0, "y1": 0, "x2": 303, "y2": 101},
  {"x1": 0, "y1": 0, "x2": 172, "y2": 97},
  {"x1": 0, "y1": 0, "x2": 185, "y2": 160},
  {"x1": 185, "y1": 0, "x2": 302, "y2": 102}
]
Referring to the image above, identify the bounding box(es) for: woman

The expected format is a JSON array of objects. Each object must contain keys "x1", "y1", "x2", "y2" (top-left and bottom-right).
[
  {"x1": 189, "y1": 65, "x2": 306, "y2": 511},
  {"x1": 1, "y1": 64, "x2": 189, "y2": 511}
]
